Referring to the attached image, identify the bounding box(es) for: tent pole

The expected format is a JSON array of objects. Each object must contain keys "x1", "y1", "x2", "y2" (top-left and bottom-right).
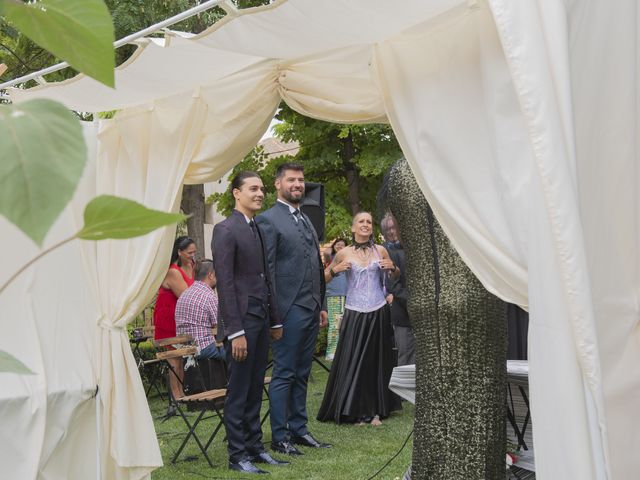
[{"x1": 0, "y1": 0, "x2": 225, "y2": 90}]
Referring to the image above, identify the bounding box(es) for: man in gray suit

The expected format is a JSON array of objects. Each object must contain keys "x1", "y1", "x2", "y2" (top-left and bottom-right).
[{"x1": 256, "y1": 163, "x2": 331, "y2": 455}]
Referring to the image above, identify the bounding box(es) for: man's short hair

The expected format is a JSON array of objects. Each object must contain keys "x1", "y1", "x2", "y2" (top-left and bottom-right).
[
  {"x1": 231, "y1": 171, "x2": 261, "y2": 191},
  {"x1": 275, "y1": 162, "x2": 304, "y2": 179},
  {"x1": 195, "y1": 259, "x2": 214, "y2": 281}
]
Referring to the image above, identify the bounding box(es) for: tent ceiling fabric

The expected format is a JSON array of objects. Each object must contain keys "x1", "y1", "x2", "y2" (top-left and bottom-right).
[
  {"x1": 3, "y1": 1, "x2": 638, "y2": 479},
  {"x1": 8, "y1": 0, "x2": 463, "y2": 113}
]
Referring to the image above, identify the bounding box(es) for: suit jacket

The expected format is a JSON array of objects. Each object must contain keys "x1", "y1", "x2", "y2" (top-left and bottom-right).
[
  {"x1": 385, "y1": 243, "x2": 411, "y2": 327},
  {"x1": 256, "y1": 201, "x2": 326, "y2": 319},
  {"x1": 212, "y1": 209, "x2": 280, "y2": 340}
]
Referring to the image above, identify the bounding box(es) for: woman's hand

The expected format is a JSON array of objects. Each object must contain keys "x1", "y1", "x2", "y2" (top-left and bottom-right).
[
  {"x1": 325, "y1": 255, "x2": 351, "y2": 282},
  {"x1": 333, "y1": 259, "x2": 351, "y2": 274}
]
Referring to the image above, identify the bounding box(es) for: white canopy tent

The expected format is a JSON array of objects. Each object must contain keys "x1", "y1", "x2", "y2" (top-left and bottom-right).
[{"x1": 1, "y1": 0, "x2": 638, "y2": 478}]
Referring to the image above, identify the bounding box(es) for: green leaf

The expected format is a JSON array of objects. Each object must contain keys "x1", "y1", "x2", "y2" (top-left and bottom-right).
[
  {"x1": 4, "y1": 0, "x2": 115, "y2": 87},
  {"x1": 0, "y1": 350, "x2": 34, "y2": 375},
  {"x1": 77, "y1": 195, "x2": 187, "y2": 240},
  {"x1": 0, "y1": 99, "x2": 86, "y2": 246}
]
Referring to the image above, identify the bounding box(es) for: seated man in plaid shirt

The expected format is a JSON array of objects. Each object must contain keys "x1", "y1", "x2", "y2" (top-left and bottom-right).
[{"x1": 175, "y1": 259, "x2": 226, "y2": 360}]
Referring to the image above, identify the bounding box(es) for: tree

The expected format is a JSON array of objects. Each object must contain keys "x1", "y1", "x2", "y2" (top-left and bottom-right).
[
  {"x1": 102, "y1": 0, "x2": 269, "y2": 253},
  {"x1": 208, "y1": 104, "x2": 403, "y2": 240},
  {"x1": 0, "y1": 20, "x2": 72, "y2": 87},
  {"x1": 2, "y1": 1, "x2": 269, "y2": 257},
  {"x1": 273, "y1": 105, "x2": 402, "y2": 239},
  {"x1": 206, "y1": 144, "x2": 285, "y2": 217}
]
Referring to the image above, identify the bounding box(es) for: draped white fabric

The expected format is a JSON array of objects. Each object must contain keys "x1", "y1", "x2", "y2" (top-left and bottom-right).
[
  {"x1": 373, "y1": 3, "x2": 608, "y2": 478},
  {"x1": 568, "y1": 1, "x2": 640, "y2": 478},
  {"x1": 0, "y1": 126, "x2": 100, "y2": 479},
  {"x1": 2, "y1": 0, "x2": 638, "y2": 479}
]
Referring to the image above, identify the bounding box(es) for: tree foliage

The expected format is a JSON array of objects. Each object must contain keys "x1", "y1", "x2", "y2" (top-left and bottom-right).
[
  {"x1": 275, "y1": 105, "x2": 402, "y2": 239},
  {"x1": 206, "y1": 145, "x2": 285, "y2": 217},
  {"x1": 208, "y1": 104, "x2": 402, "y2": 241},
  {"x1": 1, "y1": 0, "x2": 265, "y2": 85}
]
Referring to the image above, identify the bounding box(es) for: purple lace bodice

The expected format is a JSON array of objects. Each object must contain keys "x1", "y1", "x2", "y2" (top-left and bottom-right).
[{"x1": 344, "y1": 260, "x2": 387, "y2": 313}]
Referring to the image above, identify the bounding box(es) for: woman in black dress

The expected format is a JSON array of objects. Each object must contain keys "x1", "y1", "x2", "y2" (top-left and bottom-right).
[{"x1": 318, "y1": 212, "x2": 402, "y2": 425}]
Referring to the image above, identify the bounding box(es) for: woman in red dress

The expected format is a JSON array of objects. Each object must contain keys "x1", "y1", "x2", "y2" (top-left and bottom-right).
[{"x1": 154, "y1": 236, "x2": 196, "y2": 402}]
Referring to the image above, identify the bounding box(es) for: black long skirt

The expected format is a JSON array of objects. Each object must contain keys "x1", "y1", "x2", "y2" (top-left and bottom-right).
[{"x1": 317, "y1": 304, "x2": 401, "y2": 423}]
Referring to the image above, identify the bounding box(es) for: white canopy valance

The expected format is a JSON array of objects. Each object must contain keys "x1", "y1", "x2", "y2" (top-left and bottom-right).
[{"x1": 2, "y1": 1, "x2": 638, "y2": 479}]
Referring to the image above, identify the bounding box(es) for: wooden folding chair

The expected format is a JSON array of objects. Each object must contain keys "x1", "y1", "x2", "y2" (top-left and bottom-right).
[
  {"x1": 130, "y1": 326, "x2": 167, "y2": 400},
  {"x1": 153, "y1": 336, "x2": 228, "y2": 467},
  {"x1": 171, "y1": 388, "x2": 226, "y2": 468},
  {"x1": 152, "y1": 334, "x2": 195, "y2": 403}
]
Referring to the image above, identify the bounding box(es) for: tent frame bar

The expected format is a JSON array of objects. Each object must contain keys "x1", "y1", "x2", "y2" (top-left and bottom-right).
[{"x1": 0, "y1": 0, "x2": 236, "y2": 90}]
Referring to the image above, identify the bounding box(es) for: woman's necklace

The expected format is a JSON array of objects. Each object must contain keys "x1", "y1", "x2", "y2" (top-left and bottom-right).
[
  {"x1": 352, "y1": 237, "x2": 374, "y2": 250},
  {"x1": 355, "y1": 245, "x2": 372, "y2": 263}
]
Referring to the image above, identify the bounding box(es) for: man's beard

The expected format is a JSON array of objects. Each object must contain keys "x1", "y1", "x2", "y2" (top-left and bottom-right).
[{"x1": 282, "y1": 188, "x2": 304, "y2": 204}]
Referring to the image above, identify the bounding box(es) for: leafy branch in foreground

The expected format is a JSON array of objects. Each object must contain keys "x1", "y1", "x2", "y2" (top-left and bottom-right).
[
  {"x1": 0, "y1": 350, "x2": 33, "y2": 374},
  {"x1": 2, "y1": 0, "x2": 116, "y2": 87},
  {"x1": 0, "y1": 0, "x2": 116, "y2": 247},
  {"x1": 0, "y1": 99, "x2": 86, "y2": 246},
  {"x1": 0, "y1": 195, "x2": 186, "y2": 374}
]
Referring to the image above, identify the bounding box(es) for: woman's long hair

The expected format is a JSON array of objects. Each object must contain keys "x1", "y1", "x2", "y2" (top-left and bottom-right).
[{"x1": 170, "y1": 236, "x2": 194, "y2": 266}]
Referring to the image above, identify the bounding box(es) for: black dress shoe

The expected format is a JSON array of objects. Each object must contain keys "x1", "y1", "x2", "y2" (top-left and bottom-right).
[
  {"x1": 249, "y1": 451, "x2": 290, "y2": 465},
  {"x1": 291, "y1": 433, "x2": 332, "y2": 448},
  {"x1": 228, "y1": 459, "x2": 269, "y2": 474},
  {"x1": 270, "y1": 440, "x2": 304, "y2": 456}
]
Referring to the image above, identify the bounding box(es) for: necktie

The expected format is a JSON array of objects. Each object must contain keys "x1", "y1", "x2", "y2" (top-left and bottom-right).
[
  {"x1": 295, "y1": 210, "x2": 313, "y2": 235},
  {"x1": 250, "y1": 219, "x2": 269, "y2": 282},
  {"x1": 293, "y1": 209, "x2": 306, "y2": 227}
]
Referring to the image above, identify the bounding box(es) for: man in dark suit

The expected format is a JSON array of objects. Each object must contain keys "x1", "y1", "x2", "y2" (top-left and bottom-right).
[
  {"x1": 212, "y1": 171, "x2": 289, "y2": 474},
  {"x1": 256, "y1": 163, "x2": 331, "y2": 455},
  {"x1": 381, "y1": 214, "x2": 415, "y2": 366}
]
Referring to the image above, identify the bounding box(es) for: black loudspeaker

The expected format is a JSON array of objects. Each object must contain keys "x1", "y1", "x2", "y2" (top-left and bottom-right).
[{"x1": 301, "y1": 182, "x2": 325, "y2": 242}]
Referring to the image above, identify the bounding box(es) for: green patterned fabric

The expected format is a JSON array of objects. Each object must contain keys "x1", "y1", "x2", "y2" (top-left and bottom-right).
[
  {"x1": 386, "y1": 158, "x2": 507, "y2": 479},
  {"x1": 325, "y1": 296, "x2": 345, "y2": 360}
]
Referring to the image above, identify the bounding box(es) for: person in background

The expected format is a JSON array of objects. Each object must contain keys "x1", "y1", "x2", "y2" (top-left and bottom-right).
[
  {"x1": 175, "y1": 259, "x2": 225, "y2": 361},
  {"x1": 153, "y1": 236, "x2": 195, "y2": 405},
  {"x1": 318, "y1": 212, "x2": 402, "y2": 426},
  {"x1": 213, "y1": 171, "x2": 287, "y2": 474},
  {"x1": 381, "y1": 214, "x2": 415, "y2": 366},
  {"x1": 324, "y1": 238, "x2": 349, "y2": 360}
]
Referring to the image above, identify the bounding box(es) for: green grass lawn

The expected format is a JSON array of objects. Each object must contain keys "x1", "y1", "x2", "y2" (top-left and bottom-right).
[{"x1": 149, "y1": 360, "x2": 414, "y2": 480}]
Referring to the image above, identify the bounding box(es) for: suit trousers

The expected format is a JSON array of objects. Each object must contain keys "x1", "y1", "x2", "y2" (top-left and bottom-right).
[
  {"x1": 224, "y1": 314, "x2": 269, "y2": 462},
  {"x1": 269, "y1": 303, "x2": 319, "y2": 442},
  {"x1": 393, "y1": 325, "x2": 416, "y2": 366}
]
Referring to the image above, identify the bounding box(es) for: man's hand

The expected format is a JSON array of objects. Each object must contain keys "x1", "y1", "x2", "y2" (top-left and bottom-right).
[
  {"x1": 386, "y1": 294, "x2": 394, "y2": 305},
  {"x1": 270, "y1": 327, "x2": 283, "y2": 341},
  {"x1": 231, "y1": 335, "x2": 248, "y2": 362},
  {"x1": 319, "y1": 310, "x2": 328, "y2": 328},
  {"x1": 379, "y1": 258, "x2": 395, "y2": 271}
]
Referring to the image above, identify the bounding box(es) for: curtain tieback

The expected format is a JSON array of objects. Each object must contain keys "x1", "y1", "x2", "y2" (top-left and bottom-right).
[{"x1": 98, "y1": 323, "x2": 126, "y2": 332}]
